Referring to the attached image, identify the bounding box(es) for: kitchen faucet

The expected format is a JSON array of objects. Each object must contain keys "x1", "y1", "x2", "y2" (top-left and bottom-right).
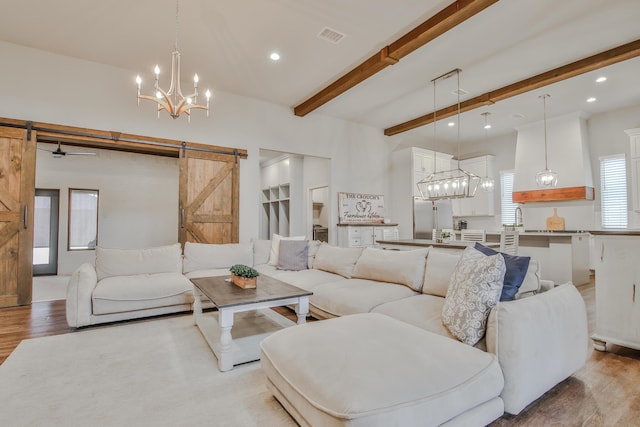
[{"x1": 515, "y1": 206, "x2": 523, "y2": 226}]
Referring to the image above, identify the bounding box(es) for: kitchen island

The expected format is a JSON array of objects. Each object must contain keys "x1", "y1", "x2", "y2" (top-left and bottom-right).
[{"x1": 376, "y1": 239, "x2": 500, "y2": 250}]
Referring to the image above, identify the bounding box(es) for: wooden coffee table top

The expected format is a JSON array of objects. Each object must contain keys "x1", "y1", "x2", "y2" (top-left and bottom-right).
[{"x1": 190, "y1": 275, "x2": 312, "y2": 308}]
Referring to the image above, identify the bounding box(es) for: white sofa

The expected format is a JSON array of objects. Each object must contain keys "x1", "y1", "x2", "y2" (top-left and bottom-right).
[{"x1": 66, "y1": 239, "x2": 590, "y2": 418}]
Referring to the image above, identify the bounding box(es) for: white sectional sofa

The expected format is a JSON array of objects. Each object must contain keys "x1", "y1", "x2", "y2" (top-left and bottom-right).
[{"x1": 66, "y1": 239, "x2": 590, "y2": 419}]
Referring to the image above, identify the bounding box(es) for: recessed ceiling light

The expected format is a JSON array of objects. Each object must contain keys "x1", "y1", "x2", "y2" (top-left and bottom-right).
[
  {"x1": 596, "y1": 76, "x2": 607, "y2": 83},
  {"x1": 448, "y1": 122, "x2": 455, "y2": 127},
  {"x1": 586, "y1": 97, "x2": 597, "y2": 103},
  {"x1": 484, "y1": 124, "x2": 492, "y2": 129},
  {"x1": 270, "y1": 52, "x2": 280, "y2": 61}
]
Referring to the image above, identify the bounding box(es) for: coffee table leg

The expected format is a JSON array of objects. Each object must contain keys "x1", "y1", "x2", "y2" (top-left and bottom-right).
[
  {"x1": 192, "y1": 285, "x2": 203, "y2": 326},
  {"x1": 296, "y1": 297, "x2": 309, "y2": 325},
  {"x1": 218, "y1": 309, "x2": 235, "y2": 372}
]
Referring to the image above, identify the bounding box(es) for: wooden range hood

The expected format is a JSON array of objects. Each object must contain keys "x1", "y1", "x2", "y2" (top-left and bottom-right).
[{"x1": 513, "y1": 186, "x2": 595, "y2": 203}]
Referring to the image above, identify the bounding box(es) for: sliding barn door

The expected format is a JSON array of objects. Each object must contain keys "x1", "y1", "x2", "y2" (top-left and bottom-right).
[
  {"x1": 179, "y1": 149, "x2": 239, "y2": 245},
  {"x1": 0, "y1": 126, "x2": 35, "y2": 307}
]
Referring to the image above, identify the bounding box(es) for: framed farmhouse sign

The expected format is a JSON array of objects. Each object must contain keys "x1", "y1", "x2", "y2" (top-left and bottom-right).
[{"x1": 338, "y1": 192, "x2": 385, "y2": 224}]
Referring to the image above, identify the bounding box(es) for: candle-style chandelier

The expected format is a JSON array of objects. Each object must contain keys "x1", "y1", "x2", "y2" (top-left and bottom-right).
[{"x1": 135, "y1": 0, "x2": 211, "y2": 121}]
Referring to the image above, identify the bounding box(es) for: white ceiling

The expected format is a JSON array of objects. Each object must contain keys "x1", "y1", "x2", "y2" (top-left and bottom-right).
[{"x1": 1, "y1": 0, "x2": 639, "y2": 146}]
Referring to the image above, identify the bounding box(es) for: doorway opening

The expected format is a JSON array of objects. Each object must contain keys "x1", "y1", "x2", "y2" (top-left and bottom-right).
[
  {"x1": 33, "y1": 189, "x2": 60, "y2": 276},
  {"x1": 310, "y1": 186, "x2": 329, "y2": 242}
]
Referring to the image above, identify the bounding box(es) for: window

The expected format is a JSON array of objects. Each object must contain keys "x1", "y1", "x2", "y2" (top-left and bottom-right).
[
  {"x1": 600, "y1": 155, "x2": 627, "y2": 228},
  {"x1": 68, "y1": 189, "x2": 99, "y2": 250},
  {"x1": 501, "y1": 170, "x2": 517, "y2": 225}
]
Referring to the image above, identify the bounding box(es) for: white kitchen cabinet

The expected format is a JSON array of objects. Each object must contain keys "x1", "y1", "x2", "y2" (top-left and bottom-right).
[
  {"x1": 451, "y1": 155, "x2": 495, "y2": 217},
  {"x1": 591, "y1": 233, "x2": 640, "y2": 351},
  {"x1": 625, "y1": 128, "x2": 640, "y2": 211},
  {"x1": 337, "y1": 225, "x2": 399, "y2": 248}
]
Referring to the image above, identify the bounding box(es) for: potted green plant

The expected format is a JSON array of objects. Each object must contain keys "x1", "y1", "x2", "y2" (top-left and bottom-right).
[
  {"x1": 229, "y1": 264, "x2": 260, "y2": 289},
  {"x1": 440, "y1": 231, "x2": 452, "y2": 242}
]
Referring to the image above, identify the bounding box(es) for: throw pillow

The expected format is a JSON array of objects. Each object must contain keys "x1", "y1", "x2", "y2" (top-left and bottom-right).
[
  {"x1": 268, "y1": 234, "x2": 305, "y2": 266},
  {"x1": 474, "y1": 243, "x2": 531, "y2": 301},
  {"x1": 442, "y1": 246, "x2": 506, "y2": 346},
  {"x1": 278, "y1": 240, "x2": 309, "y2": 271}
]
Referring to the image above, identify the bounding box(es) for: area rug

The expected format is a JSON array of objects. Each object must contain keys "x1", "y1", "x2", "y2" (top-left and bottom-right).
[{"x1": 0, "y1": 316, "x2": 296, "y2": 427}]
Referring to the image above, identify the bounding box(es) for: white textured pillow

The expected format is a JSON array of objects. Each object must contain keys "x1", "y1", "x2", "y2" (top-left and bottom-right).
[
  {"x1": 313, "y1": 243, "x2": 363, "y2": 278},
  {"x1": 352, "y1": 247, "x2": 428, "y2": 291},
  {"x1": 268, "y1": 234, "x2": 305, "y2": 266},
  {"x1": 251, "y1": 239, "x2": 272, "y2": 266},
  {"x1": 307, "y1": 240, "x2": 322, "y2": 269},
  {"x1": 442, "y1": 246, "x2": 506, "y2": 346},
  {"x1": 423, "y1": 249, "x2": 461, "y2": 297},
  {"x1": 182, "y1": 242, "x2": 253, "y2": 274},
  {"x1": 96, "y1": 243, "x2": 182, "y2": 281}
]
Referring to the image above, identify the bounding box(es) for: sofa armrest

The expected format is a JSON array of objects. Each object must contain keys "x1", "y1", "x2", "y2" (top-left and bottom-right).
[
  {"x1": 65, "y1": 263, "x2": 98, "y2": 328},
  {"x1": 486, "y1": 283, "x2": 590, "y2": 415}
]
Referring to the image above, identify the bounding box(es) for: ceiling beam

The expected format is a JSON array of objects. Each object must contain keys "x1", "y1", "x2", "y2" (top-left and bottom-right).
[
  {"x1": 293, "y1": 0, "x2": 499, "y2": 117},
  {"x1": 384, "y1": 38, "x2": 640, "y2": 136}
]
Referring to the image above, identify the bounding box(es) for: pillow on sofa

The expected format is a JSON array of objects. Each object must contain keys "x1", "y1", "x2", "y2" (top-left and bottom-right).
[
  {"x1": 278, "y1": 240, "x2": 309, "y2": 271},
  {"x1": 313, "y1": 243, "x2": 363, "y2": 278},
  {"x1": 442, "y1": 246, "x2": 506, "y2": 346},
  {"x1": 182, "y1": 242, "x2": 253, "y2": 274},
  {"x1": 423, "y1": 249, "x2": 461, "y2": 297},
  {"x1": 268, "y1": 234, "x2": 305, "y2": 266},
  {"x1": 474, "y1": 243, "x2": 531, "y2": 301},
  {"x1": 251, "y1": 239, "x2": 272, "y2": 266},
  {"x1": 351, "y1": 247, "x2": 428, "y2": 291},
  {"x1": 307, "y1": 240, "x2": 321, "y2": 269},
  {"x1": 96, "y1": 243, "x2": 183, "y2": 281},
  {"x1": 518, "y1": 259, "x2": 541, "y2": 297}
]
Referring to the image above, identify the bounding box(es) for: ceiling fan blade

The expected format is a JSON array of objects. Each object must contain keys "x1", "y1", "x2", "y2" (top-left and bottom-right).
[{"x1": 66, "y1": 152, "x2": 96, "y2": 156}]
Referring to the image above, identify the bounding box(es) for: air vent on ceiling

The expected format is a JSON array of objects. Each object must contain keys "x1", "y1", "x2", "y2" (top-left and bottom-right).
[{"x1": 317, "y1": 27, "x2": 346, "y2": 44}]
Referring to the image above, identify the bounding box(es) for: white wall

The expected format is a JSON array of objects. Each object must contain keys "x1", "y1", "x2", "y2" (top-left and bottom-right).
[
  {"x1": 0, "y1": 41, "x2": 393, "y2": 272},
  {"x1": 36, "y1": 145, "x2": 179, "y2": 274}
]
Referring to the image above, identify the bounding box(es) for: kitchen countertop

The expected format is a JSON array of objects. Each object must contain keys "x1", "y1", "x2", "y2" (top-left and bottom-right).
[
  {"x1": 589, "y1": 230, "x2": 640, "y2": 236},
  {"x1": 456, "y1": 230, "x2": 590, "y2": 237},
  {"x1": 376, "y1": 239, "x2": 500, "y2": 249}
]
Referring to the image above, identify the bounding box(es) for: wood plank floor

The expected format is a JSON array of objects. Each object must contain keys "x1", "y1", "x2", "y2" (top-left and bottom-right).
[{"x1": 1, "y1": 280, "x2": 639, "y2": 426}]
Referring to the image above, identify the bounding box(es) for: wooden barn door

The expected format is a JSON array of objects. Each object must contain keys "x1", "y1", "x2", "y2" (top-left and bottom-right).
[
  {"x1": 0, "y1": 126, "x2": 35, "y2": 307},
  {"x1": 179, "y1": 149, "x2": 239, "y2": 245}
]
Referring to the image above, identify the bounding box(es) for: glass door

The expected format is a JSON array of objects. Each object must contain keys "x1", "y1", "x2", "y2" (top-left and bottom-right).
[{"x1": 33, "y1": 189, "x2": 59, "y2": 276}]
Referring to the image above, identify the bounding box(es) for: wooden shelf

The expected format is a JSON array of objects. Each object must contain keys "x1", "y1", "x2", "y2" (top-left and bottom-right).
[{"x1": 513, "y1": 186, "x2": 595, "y2": 203}]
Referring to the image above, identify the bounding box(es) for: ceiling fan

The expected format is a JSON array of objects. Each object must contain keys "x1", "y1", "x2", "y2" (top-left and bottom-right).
[{"x1": 38, "y1": 142, "x2": 96, "y2": 158}]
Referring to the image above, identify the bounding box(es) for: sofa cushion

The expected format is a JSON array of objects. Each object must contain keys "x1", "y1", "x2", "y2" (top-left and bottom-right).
[
  {"x1": 278, "y1": 240, "x2": 308, "y2": 271},
  {"x1": 422, "y1": 249, "x2": 460, "y2": 297},
  {"x1": 442, "y1": 246, "x2": 506, "y2": 346},
  {"x1": 182, "y1": 242, "x2": 253, "y2": 274},
  {"x1": 310, "y1": 278, "x2": 417, "y2": 317},
  {"x1": 256, "y1": 264, "x2": 346, "y2": 292},
  {"x1": 92, "y1": 272, "x2": 193, "y2": 315},
  {"x1": 312, "y1": 243, "x2": 363, "y2": 278},
  {"x1": 307, "y1": 240, "x2": 321, "y2": 269},
  {"x1": 351, "y1": 247, "x2": 428, "y2": 291},
  {"x1": 260, "y1": 313, "x2": 504, "y2": 426},
  {"x1": 268, "y1": 234, "x2": 305, "y2": 266},
  {"x1": 474, "y1": 243, "x2": 531, "y2": 301},
  {"x1": 184, "y1": 268, "x2": 232, "y2": 279},
  {"x1": 95, "y1": 244, "x2": 183, "y2": 281},
  {"x1": 251, "y1": 239, "x2": 272, "y2": 266}
]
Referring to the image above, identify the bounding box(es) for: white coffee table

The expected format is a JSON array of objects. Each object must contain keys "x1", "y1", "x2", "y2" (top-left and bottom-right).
[{"x1": 190, "y1": 274, "x2": 312, "y2": 372}]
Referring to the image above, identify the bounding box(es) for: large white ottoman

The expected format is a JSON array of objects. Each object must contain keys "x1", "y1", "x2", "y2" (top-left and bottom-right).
[{"x1": 260, "y1": 313, "x2": 505, "y2": 427}]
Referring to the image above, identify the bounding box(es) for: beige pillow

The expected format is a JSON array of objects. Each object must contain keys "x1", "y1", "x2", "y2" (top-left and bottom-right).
[
  {"x1": 313, "y1": 243, "x2": 363, "y2": 278},
  {"x1": 423, "y1": 250, "x2": 461, "y2": 297},
  {"x1": 352, "y1": 247, "x2": 428, "y2": 291},
  {"x1": 268, "y1": 234, "x2": 305, "y2": 266},
  {"x1": 96, "y1": 244, "x2": 182, "y2": 281},
  {"x1": 307, "y1": 240, "x2": 322, "y2": 269},
  {"x1": 442, "y1": 246, "x2": 506, "y2": 346}
]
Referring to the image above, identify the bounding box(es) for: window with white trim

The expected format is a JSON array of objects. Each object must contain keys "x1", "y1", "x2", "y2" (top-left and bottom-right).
[
  {"x1": 501, "y1": 170, "x2": 517, "y2": 225},
  {"x1": 600, "y1": 154, "x2": 627, "y2": 228}
]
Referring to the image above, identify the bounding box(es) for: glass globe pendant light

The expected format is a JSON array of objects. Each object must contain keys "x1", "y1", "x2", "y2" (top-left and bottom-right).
[
  {"x1": 479, "y1": 112, "x2": 494, "y2": 192},
  {"x1": 536, "y1": 94, "x2": 558, "y2": 188}
]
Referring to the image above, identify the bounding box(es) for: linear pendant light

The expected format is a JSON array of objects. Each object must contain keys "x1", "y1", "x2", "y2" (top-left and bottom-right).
[{"x1": 417, "y1": 69, "x2": 479, "y2": 200}]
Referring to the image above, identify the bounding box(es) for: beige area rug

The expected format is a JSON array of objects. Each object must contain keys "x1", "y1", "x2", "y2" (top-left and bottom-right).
[
  {"x1": 0, "y1": 316, "x2": 296, "y2": 427},
  {"x1": 32, "y1": 275, "x2": 70, "y2": 302}
]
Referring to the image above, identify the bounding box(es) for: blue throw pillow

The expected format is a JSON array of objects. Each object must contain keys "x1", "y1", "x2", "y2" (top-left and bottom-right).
[{"x1": 474, "y1": 243, "x2": 531, "y2": 301}]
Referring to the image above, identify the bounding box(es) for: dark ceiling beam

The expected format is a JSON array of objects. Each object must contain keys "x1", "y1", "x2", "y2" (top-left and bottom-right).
[
  {"x1": 384, "y1": 38, "x2": 640, "y2": 136},
  {"x1": 293, "y1": 0, "x2": 499, "y2": 117}
]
